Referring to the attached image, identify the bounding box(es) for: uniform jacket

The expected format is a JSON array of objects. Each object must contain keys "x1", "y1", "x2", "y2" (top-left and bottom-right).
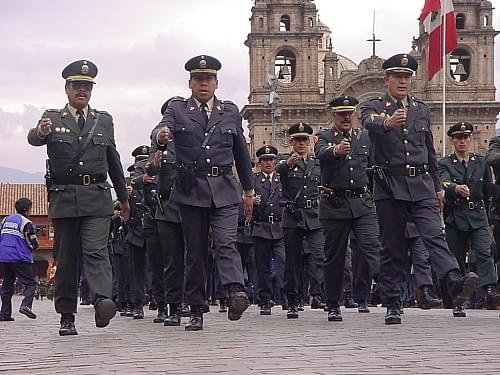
[
  {"x1": 251, "y1": 171, "x2": 284, "y2": 240},
  {"x1": 109, "y1": 216, "x2": 127, "y2": 255},
  {"x1": 152, "y1": 96, "x2": 254, "y2": 208},
  {"x1": 125, "y1": 185, "x2": 145, "y2": 248},
  {"x1": 237, "y1": 200, "x2": 253, "y2": 244},
  {"x1": 0, "y1": 214, "x2": 37, "y2": 263},
  {"x1": 485, "y1": 136, "x2": 500, "y2": 219},
  {"x1": 145, "y1": 140, "x2": 181, "y2": 224},
  {"x1": 275, "y1": 154, "x2": 321, "y2": 230},
  {"x1": 438, "y1": 153, "x2": 491, "y2": 231},
  {"x1": 315, "y1": 127, "x2": 375, "y2": 219},
  {"x1": 360, "y1": 94, "x2": 440, "y2": 202},
  {"x1": 27, "y1": 105, "x2": 127, "y2": 219}
]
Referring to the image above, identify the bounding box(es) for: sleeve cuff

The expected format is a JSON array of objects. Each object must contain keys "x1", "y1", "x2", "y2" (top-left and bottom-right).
[{"x1": 244, "y1": 189, "x2": 255, "y2": 197}]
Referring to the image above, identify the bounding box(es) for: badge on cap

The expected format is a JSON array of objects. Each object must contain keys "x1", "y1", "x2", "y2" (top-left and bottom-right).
[
  {"x1": 401, "y1": 56, "x2": 408, "y2": 67},
  {"x1": 460, "y1": 124, "x2": 466, "y2": 131},
  {"x1": 81, "y1": 64, "x2": 89, "y2": 74},
  {"x1": 343, "y1": 99, "x2": 349, "y2": 106},
  {"x1": 142, "y1": 146, "x2": 148, "y2": 154},
  {"x1": 265, "y1": 146, "x2": 270, "y2": 154},
  {"x1": 298, "y1": 123, "x2": 304, "y2": 132},
  {"x1": 199, "y1": 59, "x2": 207, "y2": 68}
]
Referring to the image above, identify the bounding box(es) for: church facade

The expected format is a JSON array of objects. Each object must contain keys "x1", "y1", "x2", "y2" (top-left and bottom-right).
[{"x1": 241, "y1": 0, "x2": 500, "y2": 158}]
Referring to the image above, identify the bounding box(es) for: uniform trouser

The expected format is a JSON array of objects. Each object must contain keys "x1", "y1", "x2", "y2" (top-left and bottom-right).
[
  {"x1": 127, "y1": 243, "x2": 147, "y2": 306},
  {"x1": 283, "y1": 228, "x2": 324, "y2": 299},
  {"x1": 53, "y1": 216, "x2": 112, "y2": 314},
  {"x1": 78, "y1": 254, "x2": 90, "y2": 302},
  {"x1": 343, "y1": 246, "x2": 353, "y2": 293},
  {"x1": 322, "y1": 212, "x2": 380, "y2": 305},
  {"x1": 376, "y1": 198, "x2": 459, "y2": 302},
  {"x1": 407, "y1": 236, "x2": 434, "y2": 288},
  {"x1": 180, "y1": 204, "x2": 244, "y2": 306},
  {"x1": 237, "y1": 242, "x2": 252, "y2": 282},
  {"x1": 157, "y1": 220, "x2": 185, "y2": 305},
  {"x1": 445, "y1": 225, "x2": 497, "y2": 288},
  {"x1": 144, "y1": 217, "x2": 165, "y2": 308},
  {"x1": 111, "y1": 253, "x2": 130, "y2": 306},
  {"x1": 351, "y1": 238, "x2": 371, "y2": 303},
  {"x1": 0, "y1": 262, "x2": 36, "y2": 317},
  {"x1": 253, "y1": 237, "x2": 285, "y2": 303}
]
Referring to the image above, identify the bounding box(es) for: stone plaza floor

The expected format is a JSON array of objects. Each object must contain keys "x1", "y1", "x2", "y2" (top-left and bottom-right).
[{"x1": 1, "y1": 296, "x2": 499, "y2": 374}]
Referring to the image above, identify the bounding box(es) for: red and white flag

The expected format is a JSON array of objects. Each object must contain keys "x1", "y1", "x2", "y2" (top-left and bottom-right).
[{"x1": 419, "y1": 0, "x2": 457, "y2": 81}]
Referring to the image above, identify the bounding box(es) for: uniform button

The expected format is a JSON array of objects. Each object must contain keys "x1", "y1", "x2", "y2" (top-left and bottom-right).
[
  {"x1": 181, "y1": 127, "x2": 185, "y2": 131},
  {"x1": 406, "y1": 164, "x2": 410, "y2": 168},
  {"x1": 403, "y1": 129, "x2": 409, "y2": 133},
  {"x1": 59, "y1": 140, "x2": 63, "y2": 143},
  {"x1": 303, "y1": 185, "x2": 307, "y2": 189},
  {"x1": 404, "y1": 140, "x2": 408, "y2": 144},
  {"x1": 205, "y1": 145, "x2": 210, "y2": 149},
  {"x1": 350, "y1": 179, "x2": 354, "y2": 184},
  {"x1": 347, "y1": 156, "x2": 352, "y2": 160},
  {"x1": 228, "y1": 129, "x2": 232, "y2": 133},
  {"x1": 206, "y1": 158, "x2": 211, "y2": 163},
  {"x1": 204, "y1": 133, "x2": 208, "y2": 136},
  {"x1": 406, "y1": 152, "x2": 410, "y2": 156},
  {"x1": 163, "y1": 151, "x2": 168, "y2": 155},
  {"x1": 269, "y1": 203, "x2": 273, "y2": 207},
  {"x1": 78, "y1": 136, "x2": 82, "y2": 140},
  {"x1": 79, "y1": 161, "x2": 83, "y2": 166},
  {"x1": 350, "y1": 167, "x2": 353, "y2": 171}
]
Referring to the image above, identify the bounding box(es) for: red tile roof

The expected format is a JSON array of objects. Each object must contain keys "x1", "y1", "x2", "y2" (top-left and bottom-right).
[{"x1": 0, "y1": 183, "x2": 48, "y2": 216}]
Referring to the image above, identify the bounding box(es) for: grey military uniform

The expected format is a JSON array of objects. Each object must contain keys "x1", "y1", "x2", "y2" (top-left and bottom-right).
[
  {"x1": 315, "y1": 127, "x2": 380, "y2": 305},
  {"x1": 361, "y1": 94, "x2": 459, "y2": 302},
  {"x1": 27, "y1": 104, "x2": 127, "y2": 314},
  {"x1": 438, "y1": 153, "x2": 497, "y2": 287}
]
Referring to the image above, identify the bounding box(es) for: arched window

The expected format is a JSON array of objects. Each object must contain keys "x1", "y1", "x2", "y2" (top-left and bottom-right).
[
  {"x1": 450, "y1": 48, "x2": 471, "y2": 82},
  {"x1": 456, "y1": 13, "x2": 465, "y2": 29},
  {"x1": 308, "y1": 17, "x2": 314, "y2": 28},
  {"x1": 259, "y1": 17, "x2": 264, "y2": 28},
  {"x1": 274, "y1": 49, "x2": 296, "y2": 83},
  {"x1": 483, "y1": 15, "x2": 489, "y2": 27},
  {"x1": 280, "y1": 15, "x2": 290, "y2": 32}
]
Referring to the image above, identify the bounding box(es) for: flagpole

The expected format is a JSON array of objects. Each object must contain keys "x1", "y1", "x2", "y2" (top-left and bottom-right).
[{"x1": 441, "y1": 0, "x2": 447, "y2": 157}]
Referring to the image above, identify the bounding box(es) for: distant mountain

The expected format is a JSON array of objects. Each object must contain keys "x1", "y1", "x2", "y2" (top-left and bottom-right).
[{"x1": 0, "y1": 166, "x2": 44, "y2": 183}]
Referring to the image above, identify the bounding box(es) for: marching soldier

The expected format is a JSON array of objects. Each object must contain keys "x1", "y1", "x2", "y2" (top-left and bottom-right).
[
  {"x1": 276, "y1": 122, "x2": 325, "y2": 319},
  {"x1": 438, "y1": 122, "x2": 498, "y2": 315},
  {"x1": 251, "y1": 145, "x2": 285, "y2": 315},
  {"x1": 27, "y1": 59, "x2": 129, "y2": 335},
  {"x1": 360, "y1": 53, "x2": 479, "y2": 324},
  {"x1": 153, "y1": 55, "x2": 254, "y2": 330},
  {"x1": 146, "y1": 97, "x2": 186, "y2": 327},
  {"x1": 315, "y1": 96, "x2": 380, "y2": 321}
]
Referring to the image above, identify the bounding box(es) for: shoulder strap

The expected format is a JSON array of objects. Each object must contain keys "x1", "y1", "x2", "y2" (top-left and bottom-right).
[{"x1": 68, "y1": 113, "x2": 100, "y2": 173}]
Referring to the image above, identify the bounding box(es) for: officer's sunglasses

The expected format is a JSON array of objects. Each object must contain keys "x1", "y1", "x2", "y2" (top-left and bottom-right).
[{"x1": 69, "y1": 81, "x2": 94, "y2": 91}]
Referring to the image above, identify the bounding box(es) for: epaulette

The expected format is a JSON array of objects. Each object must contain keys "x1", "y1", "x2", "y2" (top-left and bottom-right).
[
  {"x1": 45, "y1": 109, "x2": 60, "y2": 113},
  {"x1": 368, "y1": 96, "x2": 383, "y2": 102},
  {"x1": 95, "y1": 109, "x2": 112, "y2": 116},
  {"x1": 171, "y1": 97, "x2": 186, "y2": 103},
  {"x1": 221, "y1": 100, "x2": 238, "y2": 110},
  {"x1": 411, "y1": 96, "x2": 428, "y2": 107}
]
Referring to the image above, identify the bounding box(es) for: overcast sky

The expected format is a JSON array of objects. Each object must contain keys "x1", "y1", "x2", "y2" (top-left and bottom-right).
[{"x1": 1, "y1": 0, "x2": 499, "y2": 173}]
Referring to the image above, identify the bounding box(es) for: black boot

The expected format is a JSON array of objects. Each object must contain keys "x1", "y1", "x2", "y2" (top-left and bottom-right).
[
  {"x1": 343, "y1": 292, "x2": 358, "y2": 308},
  {"x1": 227, "y1": 284, "x2": 249, "y2": 321},
  {"x1": 219, "y1": 298, "x2": 228, "y2": 313},
  {"x1": 180, "y1": 303, "x2": 191, "y2": 317},
  {"x1": 94, "y1": 298, "x2": 116, "y2": 328},
  {"x1": 327, "y1": 304, "x2": 342, "y2": 322},
  {"x1": 310, "y1": 295, "x2": 326, "y2": 310},
  {"x1": 260, "y1": 300, "x2": 272, "y2": 316},
  {"x1": 446, "y1": 270, "x2": 479, "y2": 307},
  {"x1": 153, "y1": 308, "x2": 167, "y2": 323},
  {"x1": 485, "y1": 285, "x2": 499, "y2": 310},
  {"x1": 59, "y1": 313, "x2": 78, "y2": 336},
  {"x1": 185, "y1": 306, "x2": 203, "y2": 331},
  {"x1": 357, "y1": 301, "x2": 370, "y2": 313},
  {"x1": 286, "y1": 295, "x2": 299, "y2": 319},
  {"x1": 164, "y1": 304, "x2": 181, "y2": 326},
  {"x1": 419, "y1": 285, "x2": 442, "y2": 309},
  {"x1": 281, "y1": 295, "x2": 288, "y2": 311},
  {"x1": 125, "y1": 304, "x2": 135, "y2": 317},
  {"x1": 133, "y1": 305, "x2": 144, "y2": 319},
  {"x1": 453, "y1": 304, "x2": 466, "y2": 317},
  {"x1": 384, "y1": 302, "x2": 401, "y2": 325}
]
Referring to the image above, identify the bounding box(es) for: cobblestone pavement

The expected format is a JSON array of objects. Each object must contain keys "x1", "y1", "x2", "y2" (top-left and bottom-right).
[{"x1": 1, "y1": 296, "x2": 499, "y2": 374}]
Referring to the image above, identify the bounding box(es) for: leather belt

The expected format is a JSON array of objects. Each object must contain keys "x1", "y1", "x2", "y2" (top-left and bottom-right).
[
  {"x1": 195, "y1": 166, "x2": 233, "y2": 177},
  {"x1": 384, "y1": 164, "x2": 429, "y2": 177},
  {"x1": 295, "y1": 199, "x2": 319, "y2": 209},
  {"x1": 52, "y1": 174, "x2": 106, "y2": 186},
  {"x1": 455, "y1": 200, "x2": 484, "y2": 210},
  {"x1": 254, "y1": 215, "x2": 282, "y2": 224},
  {"x1": 333, "y1": 187, "x2": 367, "y2": 199}
]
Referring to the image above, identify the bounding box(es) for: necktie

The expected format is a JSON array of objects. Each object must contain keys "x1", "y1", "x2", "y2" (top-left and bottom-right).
[
  {"x1": 462, "y1": 159, "x2": 467, "y2": 169},
  {"x1": 77, "y1": 110, "x2": 85, "y2": 130},
  {"x1": 200, "y1": 103, "x2": 209, "y2": 126},
  {"x1": 265, "y1": 175, "x2": 272, "y2": 190},
  {"x1": 396, "y1": 100, "x2": 404, "y2": 110}
]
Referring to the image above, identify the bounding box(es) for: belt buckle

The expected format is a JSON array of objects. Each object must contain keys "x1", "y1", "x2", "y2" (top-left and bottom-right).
[
  {"x1": 345, "y1": 190, "x2": 352, "y2": 199},
  {"x1": 82, "y1": 174, "x2": 91, "y2": 186},
  {"x1": 268, "y1": 215, "x2": 274, "y2": 224},
  {"x1": 408, "y1": 166, "x2": 416, "y2": 177},
  {"x1": 306, "y1": 199, "x2": 312, "y2": 208},
  {"x1": 244, "y1": 219, "x2": 251, "y2": 226},
  {"x1": 211, "y1": 166, "x2": 219, "y2": 177},
  {"x1": 468, "y1": 201, "x2": 475, "y2": 210}
]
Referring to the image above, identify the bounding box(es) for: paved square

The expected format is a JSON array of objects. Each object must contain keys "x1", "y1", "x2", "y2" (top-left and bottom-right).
[{"x1": 1, "y1": 296, "x2": 499, "y2": 374}]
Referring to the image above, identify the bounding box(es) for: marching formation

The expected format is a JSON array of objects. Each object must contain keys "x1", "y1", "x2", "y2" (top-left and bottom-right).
[{"x1": 2, "y1": 51, "x2": 498, "y2": 335}]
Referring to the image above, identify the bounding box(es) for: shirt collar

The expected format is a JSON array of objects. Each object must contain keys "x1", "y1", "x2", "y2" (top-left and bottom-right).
[
  {"x1": 388, "y1": 94, "x2": 408, "y2": 109},
  {"x1": 67, "y1": 104, "x2": 89, "y2": 119},
  {"x1": 194, "y1": 97, "x2": 214, "y2": 112},
  {"x1": 263, "y1": 171, "x2": 274, "y2": 180},
  {"x1": 454, "y1": 152, "x2": 470, "y2": 164}
]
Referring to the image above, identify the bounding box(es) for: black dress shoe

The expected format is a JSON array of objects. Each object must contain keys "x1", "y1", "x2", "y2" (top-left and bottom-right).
[
  {"x1": 120, "y1": 305, "x2": 130, "y2": 316},
  {"x1": 80, "y1": 298, "x2": 91, "y2": 306},
  {"x1": 164, "y1": 304, "x2": 181, "y2": 326},
  {"x1": 228, "y1": 292, "x2": 249, "y2": 321},
  {"x1": 385, "y1": 304, "x2": 401, "y2": 325},
  {"x1": 149, "y1": 300, "x2": 158, "y2": 311},
  {"x1": 310, "y1": 296, "x2": 326, "y2": 310},
  {"x1": 357, "y1": 302, "x2": 370, "y2": 313},
  {"x1": 153, "y1": 309, "x2": 167, "y2": 323},
  {"x1": 260, "y1": 302, "x2": 272, "y2": 316},
  {"x1": 452, "y1": 305, "x2": 466, "y2": 317},
  {"x1": 19, "y1": 306, "x2": 37, "y2": 319},
  {"x1": 0, "y1": 315, "x2": 15, "y2": 321},
  {"x1": 485, "y1": 285, "x2": 499, "y2": 310},
  {"x1": 201, "y1": 302, "x2": 210, "y2": 314},
  {"x1": 185, "y1": 310, "x2": 203, "y2": 331},
  {"x1": 59, "y1": 314, "x2": 78, "y2": 336},
  {"x1": 125, "y1": 306, "x2": 135, "y2": 317},
  {"x1": 447, "y1": 271, "x2": 479, "y2": 307},
  {"x1": 287, "y1": 305, "x2": 299, "y2": 319},
  {"x1": 327, "y1": 305, "x2": 342, "y2": 321},
  {"x1": 419, "y1": 286, "x2": 442, "y2": 309},
  {"x1": 344, "y1": 292, "x2": 358, "y2": 308},
  {"x1": 219, "y1": 298, "x2": 228, "y2": 313},
  {"x1": 95, "y1": 298, "x2": 116, "y2": 328},
  {"x1": 297, "y1": 303, "x2": 304, "y2": 311},
  {"x1": 133, "y1": 306, "x2": 144, "y2": 320},
  {"x1": 180, "y1": 303, "x2": 191, "y2": 317}
]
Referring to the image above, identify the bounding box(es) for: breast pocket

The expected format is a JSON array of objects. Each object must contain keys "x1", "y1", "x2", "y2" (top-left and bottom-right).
[
  {"x1": 220, "y1": 125, "x2": 236, "y2": 147},
  {"x1": 173, "y1": 126, "x2": 193, "y2": 147},
  {"x1": 90, "y1": 135, "x2": 110, "y2": 160},
  {"x1": 416, "y1": 126, "x2": 429, "y2": 146},
  {"x1": 49, "y1": 134, "x2": 75, "y2": 159}
]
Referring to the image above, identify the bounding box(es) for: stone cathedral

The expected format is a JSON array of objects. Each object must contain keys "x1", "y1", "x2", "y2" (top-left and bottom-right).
[{"x1": 241, "y1": 0, "x2": 500, "y2": 159}]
